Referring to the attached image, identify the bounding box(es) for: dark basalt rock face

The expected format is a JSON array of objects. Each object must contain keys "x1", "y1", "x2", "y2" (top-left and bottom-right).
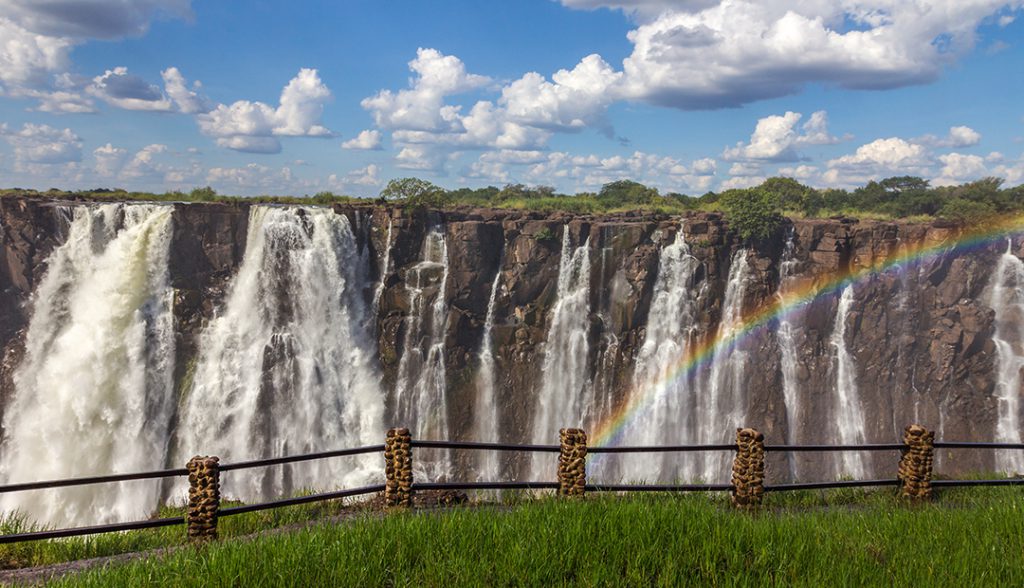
[{"x1": 0, "y1": 196, "x2": 1012, "y2": 477}]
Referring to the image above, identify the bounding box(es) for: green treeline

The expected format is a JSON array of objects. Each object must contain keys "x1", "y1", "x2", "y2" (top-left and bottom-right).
[{"x1": 5, "y1": 174, "x2": 1022, "y2": 240}]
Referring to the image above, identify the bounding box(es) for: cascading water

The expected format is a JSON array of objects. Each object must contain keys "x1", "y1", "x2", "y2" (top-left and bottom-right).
[
  {"x1": 392, "y1": 227, "x2": 451, "y2": 479},
  {"x1": 371, "y1": 217, "x2": 394, "y2": 318},
  {"x1": 830, "y1": 285, "x2": 867, "y2": 479},
  {"x1": 530, "y1": 229, "x2": 592, "y2": 481},
  {"x1": 176, "y1": 206, "x2": 382, "y2": 502},
  {"x1": 1, "y1": 204, "x2": 175, "y2": 526},
  {"x1": 987, "y1": 240, "x2": 1024, "y2": 474},
  {"x1": 776, "y1": 229, "x2": 801, "y2": 479},
  {"x1": 696, "y1": 249, "x2": 752, "y2": 482},
  {"x1": 613, "y1": 231, "x2": 701, "y2": 483},
  {"x1": 474, "y1": 266, "x2": 503, "y2": 481}
]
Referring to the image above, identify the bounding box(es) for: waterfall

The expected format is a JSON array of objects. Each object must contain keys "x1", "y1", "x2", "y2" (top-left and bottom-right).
[
  {"x1": 615, "y1": 231, "x2": 701, "y2": 483},
  {"x1": 699, "y1": 249, "x2": 752, "y2": 482},
  {"x1": 777, "y1": 229, "x2": 801, "y2": 479},
  {"x1": 392, "y1": 227, "x2": 451, "y2": 479},
  {"x1": 987, "y1": 240, "x2": 1024, "y2": 474},
  {"x1": 371, "y1": 216, "x2": 394, "y2": 318},
  {"x1": 831, "y1": 285, "x2": 867, "y2": 479},
  {"x1": 530, "y1": 229, "x2": 592, "y2": 481},
  {"x1": 176, "y1": 206, "x2": 382, "y2": 502},
  {"x1": 1, "y1": 204, "x2": 176, "y2": 527},
  {"x1": 474, "y1": 266, "x2": 503, "y2": 481}
]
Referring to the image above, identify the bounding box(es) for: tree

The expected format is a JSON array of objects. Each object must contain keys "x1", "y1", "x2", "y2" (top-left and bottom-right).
[
  {"x1": 597, "y1": 180, "x2": 659, "y2": 206},
  {"x1": 759, "y1": 177, "x2": 813, "y2": 211},
  {"x1": 720, "y1": 187, "x2": 783, "y2": 241},
  {"x1": 189, "y1": 186, "x2": 218, "y2": 202},
  {"x1": 939, "y1": 198, "x2": 996, "y2": 224},
  {"x1": 379, "y1": 177, "x2": 449, "y2": 207}
]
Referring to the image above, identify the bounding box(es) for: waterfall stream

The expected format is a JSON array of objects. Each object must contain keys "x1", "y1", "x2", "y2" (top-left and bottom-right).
[
  {"x1": 530, "y1": 229, "x2": 592, "y2": 481},
  {"x1": 988, "y1": 240, "x2": 1024, "y2": 474},
  {"x1": 474, "y1": 265, "x2": 503, "y2": 481},
  {"x1": 614, "y1": 231, "x2": 701, "y2": 482},
  {"x1": 176, "y1": 206, "x2": 382, "y2": 502},
  {"x1": 831, "y1": 285, "x2": 867, "y2": 479},
  {"x1": 777, "y1": 229, "x2": 801, "y2": 479},
  {"x1": 392, "y1": 227, "x2": 451, "y2": 479},
  {"x1": 1, "y1": 204, "x2": 176, "y2": 526},
  {"x1": 699, "y1": 249, "x2": 752, "y2": 482}
]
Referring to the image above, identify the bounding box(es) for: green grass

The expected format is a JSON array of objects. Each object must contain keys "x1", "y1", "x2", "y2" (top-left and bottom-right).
[
  {"x1": 0, "y1": 493, "x2": 358, "y2": 570},
  {"x1": 39, "y1": 487, "x2": 1024, "y2": 587}
]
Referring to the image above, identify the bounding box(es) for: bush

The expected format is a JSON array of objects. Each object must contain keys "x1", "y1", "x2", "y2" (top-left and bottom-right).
[
  {"x1": 189, "y1": 186, "x2": 218, "y2": 201},
  {"x1": 380, "y1": 178, "x2": 450, "y2": 208},
  {"x1": 939, "y1": 198, "x2": 996, "y2": 224},
  {"x1": 720, "y1": 187, "x2": 784, "y2": 241}
]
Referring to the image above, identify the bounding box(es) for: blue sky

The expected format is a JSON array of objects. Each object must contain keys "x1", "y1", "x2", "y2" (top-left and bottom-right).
[{"x1": 0, "y1": 0, "x2": 1022, "y2": 196}]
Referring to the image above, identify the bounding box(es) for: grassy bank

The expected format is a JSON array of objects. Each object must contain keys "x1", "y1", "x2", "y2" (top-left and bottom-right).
[{"x1": 43, "y1": 487, "x2": 1024, "y2": 587}]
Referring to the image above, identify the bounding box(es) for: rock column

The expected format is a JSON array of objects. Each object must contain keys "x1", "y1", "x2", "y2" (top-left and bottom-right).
[
  {"x1": 558, "y1": 428, "x2": 587, "y2": 497},
  {"x1": 731, "y1": 428, "x2": 765, "y2": 509},
  {"x1": 385, "y1": 427, "x2": 413, "y2": 508},
  {"x1": 898, "y1": 424, "x2": 934, "y2": 500},
  {"x1": 186, "y1": 456, "x2": 220, "y2": 542}
]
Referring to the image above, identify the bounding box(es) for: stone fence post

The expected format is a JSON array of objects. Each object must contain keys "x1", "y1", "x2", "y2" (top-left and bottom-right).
[
  {"x1": 731, "y1": 428, "x2": 765, "y2": 509},
  {"x1": 558, "y1": 428, "x2": 587, "y2": 497},
  {"x1": 385, "y1": 428, "x2": 413, "y2": 508},
  {"x1": 186, "y1": 455, "x2": 220, "y2": 542},
  {"x1": 898, "y1": 424, "x2": 934, "y2": 500}
]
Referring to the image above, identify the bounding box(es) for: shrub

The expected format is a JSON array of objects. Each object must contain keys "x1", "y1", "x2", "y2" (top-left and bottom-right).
[{"x1": 720, "y1": 187, "x2": 784, "y2": 241}]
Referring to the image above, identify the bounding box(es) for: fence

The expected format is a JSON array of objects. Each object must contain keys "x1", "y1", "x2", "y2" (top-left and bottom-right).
[{"x1": 0, "y1": 423, "x2": 1022, "y2": 544}]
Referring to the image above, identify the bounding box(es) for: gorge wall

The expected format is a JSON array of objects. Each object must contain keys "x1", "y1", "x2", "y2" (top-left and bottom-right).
[{"x1": 0, "y1": 196, "x2": 1018, "y2": 525}]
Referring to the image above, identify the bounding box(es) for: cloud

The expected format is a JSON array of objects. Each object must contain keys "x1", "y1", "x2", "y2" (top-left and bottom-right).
[
  {"x1": 915, "y1": 125, "x2": 982, "y2": 148},
  {"x1": 362, "y1": 48, "x2": 490, "y2": 132},
  {"x1": 723, "y1": 110, "x2": 842, "y2": 162},
  {"x1": 822, "y1": 137, "x2": 932, "y2": 186},
  {"x1": 93, "y1": 142, "x2": 127, "y2": 176},
  {"x1": 161, "y1": 67, "x2": 211, "y2": 114},
  {"x1": 87, "y1": 66, "x2": 173, "y2": 110},
  {"x1": 197, "y1": 68, "x2": 333, "y2": 153},
  {"x1": 0, "y1": 1, "x2": 193, "y2": 110},
  {"x1": 559, "y1": 0, "x2": 717, "y2": 18},
  {"x1": 617, "y1": 1, "x2": 1020, "y2": 109},
  {"x1": 342, "y1": 129, "x2": 383, "y2": 150},
  {"x1": 0, "y1": 122, "x2": 82, "y2": 165},
  {"x1": 500, "y1": 54, "x2": 622, "y2": 134}
]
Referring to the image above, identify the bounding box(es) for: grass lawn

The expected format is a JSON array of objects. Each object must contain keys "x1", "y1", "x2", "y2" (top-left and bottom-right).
[{"x1": 36, "y1": 486, "x2": 1024, "y2": 587}]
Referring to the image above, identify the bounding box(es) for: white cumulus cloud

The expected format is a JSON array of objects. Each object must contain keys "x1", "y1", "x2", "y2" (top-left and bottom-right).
[{"x1": 342, "y1": 129, "x2": 383, "y2": 150}]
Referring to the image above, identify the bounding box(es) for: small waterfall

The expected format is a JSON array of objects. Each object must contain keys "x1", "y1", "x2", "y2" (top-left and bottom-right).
[
  {"x1": 176, "y1": 206, "x2": 382, "y2": 502},
  {"x1": 1, "y1": 204, "x2": 176, "y2": 526},
  {"x1": 615, "y1": 231, "x2": 700, "y2": 483},
  {"x1": 987, "y1": 240, "x2": 1024, "y2": 474},
  {"x1": 831, "y1": 285, "x2": 867, "y2": 479},
  {"x1": 777, "y1": 229, "x2": 801, "y2": 479},
  {"x1": 392, "y1": 227, "x2": 451, "y2": 479},
  {"x1": 698, "y1": 249, "x2": 752, "y2": 482},
  {"x1": 371, "y1": 217, "x2": 395, "y2": 318},
  {"x1": 474, "y1": 266, "x2": 503, "y2": 481},
  {"x1": 530, "y1": 229, "x2": 592, "y2": 481}
]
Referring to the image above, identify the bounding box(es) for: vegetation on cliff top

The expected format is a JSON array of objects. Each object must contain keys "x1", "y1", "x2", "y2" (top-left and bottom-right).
[{"x1": 4, "y1": 173, "x2": 1022, "y2": 241}]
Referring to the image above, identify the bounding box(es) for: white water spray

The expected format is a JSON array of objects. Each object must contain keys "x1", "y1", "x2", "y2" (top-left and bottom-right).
[
  {"x1": 2, "y1": 204, "x2": 175, "y2": 526},
  {"x1": 831, "y1": 285, "x2": 867, "y2": 479},
  {"x1": 777, "y1": 229, "x2": 802, "y2": 479},
  {"x1": 474, "y1": 266, "x2": 503, "y2": 481},
  {"x1": 530, "y1": 229, "x2": 592, "y2": 481},
  {"x1": 371, "y1": 217, "x2": 394, "y2": 318},
  {"x1": 392, "y1": 227, "x2": 451, "y2": 479},
  {"x1": 616, "y1": 231, "x2": 701, "y2": 482},
  {"x1": 176, "y1": 206, "x2": 382, "y2": 502},
  {"x1": 697, "y1": 249, "x2": 752, "y2": 482},
  {"x1": 987, "y1": 240, "x2": 1024, "y2": 474}
]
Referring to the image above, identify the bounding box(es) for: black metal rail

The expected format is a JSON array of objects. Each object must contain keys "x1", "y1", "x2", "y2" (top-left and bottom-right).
[
  {"x1": 219, "y1": 484, "x2": 386, "y2": 517},
  {"x1": 589, "y1": 444, "x2": 737, "y2": 453},
  {"x1": 219, "y1": 444, "x2": 385, "y2": 472},
  {"x1": 0, "y1": 467, "x2": 188, "y2": 494},
  {"x1": 0, "y1": 516, "x2": 183, "y2": 544},
  {"x1": 586, "y1": 483, "x2": 733, "y2": 492},
  {"x1": 764, "y1": 443, "x2": 906, "y2": 452},
  {"x1": 410, "y1": 440, "x2": 561, "y2": 453}
]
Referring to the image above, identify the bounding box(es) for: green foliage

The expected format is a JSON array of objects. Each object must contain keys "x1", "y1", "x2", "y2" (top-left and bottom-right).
[
  {"x1": 720, "y1": 187, "x2": 784, "y2": 241},
  {"x1": 534, "y1": 227, "x2": 557, "y2": 242},
  {"x1": 379, "y1": 177, "x2": 449, "y2": 207},
  {"x1": 188, "y1": 186, "x2": 218, "y2": 201},
  {"x1": 939, "y1": 197, "x2": 996, "y2": 224},
  {"x1": 597, "y1": 179, "x2": 660, "y2": 207}
]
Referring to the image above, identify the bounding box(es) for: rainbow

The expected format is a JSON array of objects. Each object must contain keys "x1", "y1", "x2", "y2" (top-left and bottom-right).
[{"x1": 591, "y1": 214, "x2": 1024, "y2": 448}]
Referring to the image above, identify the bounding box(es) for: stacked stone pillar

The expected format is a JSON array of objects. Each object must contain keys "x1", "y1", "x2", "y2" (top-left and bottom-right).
[
  {"x1": 186, "y1": 456, "x2": 220, "y2": 542},
  {"x1": 731, "y1": 428, "x2": 765, "y2": 509},
  {"x1": 898, "y1": 424, "x2": 934, "y2": 500},
  {"x1": 385, "y1": 428, "x2": 413, "y2": 508},
  {"x1": 558, "y1": 428, "x2": 587, "y2": 497}
]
